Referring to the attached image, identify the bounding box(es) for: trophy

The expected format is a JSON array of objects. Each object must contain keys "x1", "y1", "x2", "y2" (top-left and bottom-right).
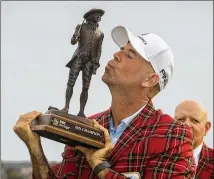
[{"x1": 30, "y1": 8, "x2": 105, "y2": 149}]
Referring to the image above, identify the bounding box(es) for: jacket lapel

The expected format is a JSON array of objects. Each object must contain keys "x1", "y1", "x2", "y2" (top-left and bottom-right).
[
  {"x1": 107, "y1": 101, "x2": 156, "y2": 165},
  {"x1": 196, "y1": 143, "x2": 213, "y2": 178}
]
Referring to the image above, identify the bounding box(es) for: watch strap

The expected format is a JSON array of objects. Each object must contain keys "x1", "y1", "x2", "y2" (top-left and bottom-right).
[{"x1": 93, "y1": 161, "x2": 111, "y2": 176}]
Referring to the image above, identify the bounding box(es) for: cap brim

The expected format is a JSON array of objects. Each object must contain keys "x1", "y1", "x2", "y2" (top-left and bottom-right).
[{"x1": 111, "y1": 26, "x2": 149, "y2": 62}]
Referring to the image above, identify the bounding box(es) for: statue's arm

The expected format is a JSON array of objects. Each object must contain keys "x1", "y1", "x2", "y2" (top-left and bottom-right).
[
  {"x1": 91, "y1": 32, "x2": 104, "y2": 75},
  {"x1": 96, "y1": 32, "x2": 104, "y2": 61},
  {"x1": 71, "y1": 24, "x2": 81, "y2": 45}
]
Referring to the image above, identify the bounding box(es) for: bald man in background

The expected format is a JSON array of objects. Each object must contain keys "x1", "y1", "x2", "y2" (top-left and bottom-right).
[{"x1": 175, "y1": 100, "x2": 214, "y2": 179}]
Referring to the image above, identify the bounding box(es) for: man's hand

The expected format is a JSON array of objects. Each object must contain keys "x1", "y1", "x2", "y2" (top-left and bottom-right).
[
  {"x1": 13, "y1": 111, "x2": 42, "y2": 148},
  {"x1": 14, "y1": 111, "x2": 56, "y2": 179},
  {"x1": 75, "y1": 120, "x2": 114, "y2": 170}
]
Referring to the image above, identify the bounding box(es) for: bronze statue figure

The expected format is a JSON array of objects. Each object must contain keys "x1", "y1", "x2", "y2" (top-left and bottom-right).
[
  {"x1": 61, "y1": 8, "x2": 105, "y2": 117},
  {"x1": 29, "y1": 9, "x2": 106, "y2": 149}
]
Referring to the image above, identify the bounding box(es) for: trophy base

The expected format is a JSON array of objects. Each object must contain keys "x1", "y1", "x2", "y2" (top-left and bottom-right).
[{"x1": 30, "y1": 109, "x2": 105, "y2": 149}]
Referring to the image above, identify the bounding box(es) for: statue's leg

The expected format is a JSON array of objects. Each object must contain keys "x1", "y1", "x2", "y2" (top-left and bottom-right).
[
  {"x1": 77, "y1": 87, "x2": 88, "y2": 117},
  {"x1": 77, "y1": 62, "x2": 93, "y2": 117},
  {"x1": 61, "y1": 60, "x2": 81, "y2": 112},
  {"x1": 61, "y1": 86, "x2": 73, "y2": 113}
]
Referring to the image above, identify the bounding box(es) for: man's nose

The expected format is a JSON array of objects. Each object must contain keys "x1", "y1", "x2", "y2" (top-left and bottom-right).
[
  {"x1": 113, "y1": 51, "x2": 122, "y2": 62},
  {"x1": 185, "y1": 120, "x2": 193, "y2": 129}
]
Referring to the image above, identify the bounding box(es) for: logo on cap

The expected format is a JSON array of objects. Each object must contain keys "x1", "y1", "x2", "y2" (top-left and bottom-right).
[
  {"x1": 138, "y1": 35, "x2": 147, "y2": 45},
  {"x1": 160, "y1": 69, "x2": 168, "y2": 88}
]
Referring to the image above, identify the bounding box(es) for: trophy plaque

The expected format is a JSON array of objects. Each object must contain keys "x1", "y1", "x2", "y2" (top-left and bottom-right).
[
  {"x1": 30, "y1": 110, "x2": 105, "y2": 149},
  {"x1": 30, "y1": 8, "x2": 105, "y2": 149}
]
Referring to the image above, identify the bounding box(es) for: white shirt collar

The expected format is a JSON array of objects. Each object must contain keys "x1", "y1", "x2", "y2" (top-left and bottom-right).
[
  {"x1": 194, "y1": 143, "x2": 203, "y2": 166},
  {"x1": 121, "y1": 104, "x2": 146, "y2": 127}
]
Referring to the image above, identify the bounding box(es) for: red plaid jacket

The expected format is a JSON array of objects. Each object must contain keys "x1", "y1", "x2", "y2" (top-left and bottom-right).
[
  {"x1": 47, "y1": 102, "x2": 195, "y2": 179},
  {"x1": 194, "y1": 143, "x2": 214, "y2": 179}
]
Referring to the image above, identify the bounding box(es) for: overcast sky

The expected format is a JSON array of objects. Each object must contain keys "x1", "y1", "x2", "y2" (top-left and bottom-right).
[{"x1": 1, "y1": 1, "x2": 213, "y2": 161}]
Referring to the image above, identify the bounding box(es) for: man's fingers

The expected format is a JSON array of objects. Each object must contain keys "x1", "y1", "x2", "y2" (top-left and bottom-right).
[
  {"x1": 17, "y1": 111, "x2": 42, "y2": 123},
  {"x1": 93, "y1": 124, "x2": 112, "y2": 145},
  {"x1": 14, "y1": 111, "x2": 42, "y2": 133},
  {"x1": 13, "y1": 125, "x2": 20, "y2": 133},
  {"x1": 92, "y1": 121, "x2": 114, "y2": 149},
  {"x1": 92, "y1": 119, "x2": 99, "y2": 127},
  {"x1": 99, "y1": 126, "x2": 111, "y2": 143},
  {"x1": 24, "y1": 111, "x2": 42, "y2": 122}
]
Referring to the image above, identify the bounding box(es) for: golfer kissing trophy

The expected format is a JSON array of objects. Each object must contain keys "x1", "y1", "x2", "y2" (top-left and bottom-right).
[{"x1": 30, "y1": 8, "x2": 105, "y2": 149}]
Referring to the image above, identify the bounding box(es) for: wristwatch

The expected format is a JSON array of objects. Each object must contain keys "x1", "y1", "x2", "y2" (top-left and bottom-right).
[{"x1": 93, "y1": 161, "x2": 111, "y2": 176}]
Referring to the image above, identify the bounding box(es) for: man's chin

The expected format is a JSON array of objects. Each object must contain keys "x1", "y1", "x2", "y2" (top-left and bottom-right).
[
  {"x1": 101, "y1": 74, "x2": 107, "y2": 84},
  {"x1": 101, "y1": 74, "x2": 113, "y2": 86}
]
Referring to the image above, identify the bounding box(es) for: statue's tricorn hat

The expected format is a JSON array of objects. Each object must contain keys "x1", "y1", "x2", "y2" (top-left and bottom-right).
[{"x1": 83, "y1": 8, "x2": 105, "y2": 19}]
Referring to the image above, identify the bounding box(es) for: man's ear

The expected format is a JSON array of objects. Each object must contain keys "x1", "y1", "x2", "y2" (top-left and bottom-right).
[
  {"x1": 141, "y1": 73, "x2": 159, "y2": 88},
  {"x1": 204, "y1": 121, "x2": 211, "y2": 136}
]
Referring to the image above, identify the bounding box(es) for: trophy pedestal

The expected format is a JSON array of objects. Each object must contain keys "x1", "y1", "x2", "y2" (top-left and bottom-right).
[{"x1": 30, "y1": 110, "x2": 105, "y2": 149}]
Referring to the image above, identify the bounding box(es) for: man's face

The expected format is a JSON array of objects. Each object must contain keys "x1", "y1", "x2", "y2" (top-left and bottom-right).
[
  {"x1": 174, "y1": 101, "x2": 211, "y2": 149},
  {"x1": 102, "y1": 43, "x2": 155, "y2": 89}
]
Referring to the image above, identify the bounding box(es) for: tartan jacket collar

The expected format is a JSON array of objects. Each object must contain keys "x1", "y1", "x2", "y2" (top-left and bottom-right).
[
  {"x1": 196, "y1": 142, "x2": 214, "y2": 178},
  {"x1": 97, "y1": 100, "x2": 156, "y2": 128},
  {"x1": 97, "y1": 100, "x2": 157, "y2": 165},
  {"x1": 199, "y1": 142, "x2": 214, "y2": 162}
]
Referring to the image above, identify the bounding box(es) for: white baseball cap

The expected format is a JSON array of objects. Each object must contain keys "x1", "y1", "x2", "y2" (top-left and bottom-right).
[{"x1": 111, "y1": 26, "x2": 174, "y2": 91}]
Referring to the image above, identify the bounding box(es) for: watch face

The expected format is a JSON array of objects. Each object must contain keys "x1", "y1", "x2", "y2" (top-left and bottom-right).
[{"x1": 121, "y1": 172, "x2": 140, "y2": 179}]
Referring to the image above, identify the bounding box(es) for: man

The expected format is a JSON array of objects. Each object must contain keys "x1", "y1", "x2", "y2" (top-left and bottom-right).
[
  {"x1": 14, "y1": 26, "x2": 196, "y2": 178},
  {"x1": 62, "y1": 8, "x2": 105, "y2": 117},
  {"x1": 175, "y1": 100, "x2": 214, "y2": 179}
]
